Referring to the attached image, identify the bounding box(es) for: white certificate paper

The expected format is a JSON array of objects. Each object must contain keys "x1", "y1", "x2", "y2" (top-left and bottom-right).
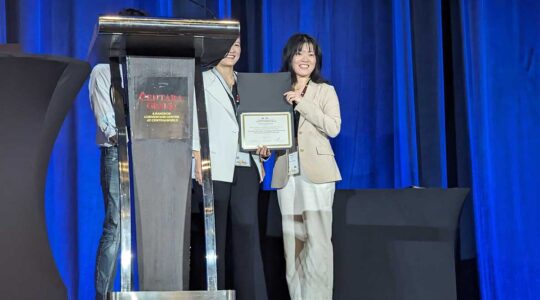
[{"x1": 240, "y1": 112, "x2": 293, "y2": 150}]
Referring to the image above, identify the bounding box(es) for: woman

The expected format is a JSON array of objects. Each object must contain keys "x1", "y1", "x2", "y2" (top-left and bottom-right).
[
  {"x1": 272, "y1": 33, "x2": 341, "y2": 300},
  {"x1": 192, "y1": 38, "x2": 269, "y2": 300}
]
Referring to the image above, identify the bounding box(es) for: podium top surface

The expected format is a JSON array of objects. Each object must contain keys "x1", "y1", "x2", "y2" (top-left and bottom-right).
[
  {"x1": 97, "y1": 16, "x2": 239, "y2": 36},
  {"x1": 88, "y1": 16, "x2": 240, "y2": 66}
]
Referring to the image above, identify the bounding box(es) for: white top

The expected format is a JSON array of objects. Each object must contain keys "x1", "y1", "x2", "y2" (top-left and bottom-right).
[{"x1": 89, "y1": 64, "x2": 117, "y2": 147}]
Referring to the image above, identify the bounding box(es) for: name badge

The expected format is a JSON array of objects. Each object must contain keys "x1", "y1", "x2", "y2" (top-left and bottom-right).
[
  {"x1": 235, "y1": 151, "x2": 251, "y2": 167},
  {"x1": 288, "y1": 151, "x2": 300, "y2": 175}
]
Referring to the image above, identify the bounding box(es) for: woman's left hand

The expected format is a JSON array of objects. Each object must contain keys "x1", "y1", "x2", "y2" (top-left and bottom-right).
[
  {"x1": 284, "y1": 90, "x2": 303, "y2": 105},
  {"x1": 256, "y1": 145, "x2": 271, "y2": 159}
]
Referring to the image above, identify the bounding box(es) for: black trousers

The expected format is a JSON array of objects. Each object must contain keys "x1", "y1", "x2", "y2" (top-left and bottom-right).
[{"x1": 191, "y1": 162, "x2": 268, "y2": 300}]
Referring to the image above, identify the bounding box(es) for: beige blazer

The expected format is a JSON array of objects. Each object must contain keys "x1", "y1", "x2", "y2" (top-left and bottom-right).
[{"x1": 271, "y1": 81, "x2": 342, "y2": 188}]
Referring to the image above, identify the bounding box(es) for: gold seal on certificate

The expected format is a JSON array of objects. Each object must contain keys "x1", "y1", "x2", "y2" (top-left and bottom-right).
[{"x1": 240, "y1": 112, "x2": 293, "y2": 150}]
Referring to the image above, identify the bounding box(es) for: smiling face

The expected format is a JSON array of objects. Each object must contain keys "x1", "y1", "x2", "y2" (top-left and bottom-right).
[
  {"x1": 218, "y1": 38, "x2": 241, "y2": 67},
  {"x1": 291, "y1": 43, "x2": 317, "y2": 79}
]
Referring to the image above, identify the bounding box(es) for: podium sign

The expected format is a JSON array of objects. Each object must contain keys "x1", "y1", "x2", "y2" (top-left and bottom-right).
[{"x1": 130, "y1": 74, "x2": 190, "y2": 140}]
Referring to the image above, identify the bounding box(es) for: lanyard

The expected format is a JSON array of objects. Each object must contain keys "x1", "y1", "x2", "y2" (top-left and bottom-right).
[
  {"x1": 293, "y1": 79, "x2": 311, "y2": 108},
  {"x1": 300, "y1": 79, "x2": 311, "y2": 97},
  {"x1": 293, "y1": 79, "x2": 311, "y2": 110},
  {"x1": 212, "y1": 69, "x2": 240, "y2": 115}
]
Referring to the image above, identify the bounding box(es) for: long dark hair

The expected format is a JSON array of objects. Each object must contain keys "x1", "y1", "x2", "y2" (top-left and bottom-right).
[{"x1": 280, "y1": 33, "x2": 327, "y2": 86}]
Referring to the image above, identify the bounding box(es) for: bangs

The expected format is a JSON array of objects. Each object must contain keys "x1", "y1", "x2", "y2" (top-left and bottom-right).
[{"x1": 294, "y1": 37, "x2": 316, "y2": 53}]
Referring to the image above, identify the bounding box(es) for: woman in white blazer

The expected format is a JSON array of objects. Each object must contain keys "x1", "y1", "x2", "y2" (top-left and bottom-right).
[
  {"x1": 192, "y1": 38, "x2": 269, "y2": 300},
  {"x1": 272, "y1": 33, "x2": 341, "y2": 300}
]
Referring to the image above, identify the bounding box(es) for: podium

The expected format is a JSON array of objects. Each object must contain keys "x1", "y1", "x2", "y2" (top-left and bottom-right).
[
  {"x1": 0, "y1": 51, "x2": 90, "y2": 299},
  {"x1": 88, "y1": 16, "x2": 239, "y2": 299}
]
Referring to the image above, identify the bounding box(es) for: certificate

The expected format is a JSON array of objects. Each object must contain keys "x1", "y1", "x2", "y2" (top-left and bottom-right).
[
  {"x1": 236, "y1": 72, "x2": 294, "y2": 150},
  {"x1": 240, "y1": 112, "x2": 293, "y2": 150}
]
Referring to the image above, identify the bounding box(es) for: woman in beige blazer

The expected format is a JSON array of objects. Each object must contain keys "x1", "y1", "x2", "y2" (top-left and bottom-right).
[{"x1": 271, "y1": 33, "x2": 341, "y2": 300}]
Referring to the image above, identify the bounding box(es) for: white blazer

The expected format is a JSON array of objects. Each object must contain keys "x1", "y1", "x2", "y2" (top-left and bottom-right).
[{"x1": 192, "y1": 69, "x2": 264, "y2": 182}]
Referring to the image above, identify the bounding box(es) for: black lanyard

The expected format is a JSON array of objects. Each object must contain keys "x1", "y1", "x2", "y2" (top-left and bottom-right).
[
  {"x1": 212, "y1": 69, "x2": 240, "y2": 115},
  {"x1": 293, "y1": 79, "x2": 311, "y2": 109},
  {"x1": 300, "y1": 79, "x2": 310, "y2": 97}
]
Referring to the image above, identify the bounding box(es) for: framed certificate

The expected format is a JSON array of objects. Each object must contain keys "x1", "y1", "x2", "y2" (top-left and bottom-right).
[
  {"x1": 236, "y1": 72, "x2": 294, "y2": 151},
  {"x1": 240, "y1": 112, "x2": 293, "y2": 150}
]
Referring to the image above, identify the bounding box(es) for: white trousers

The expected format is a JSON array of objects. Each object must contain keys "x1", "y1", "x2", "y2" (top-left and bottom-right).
[{"x1": 277, "y1": 174, "x2": 335, "y2": 300}]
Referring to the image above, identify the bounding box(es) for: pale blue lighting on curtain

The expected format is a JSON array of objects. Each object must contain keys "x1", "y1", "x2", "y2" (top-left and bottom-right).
[
  {"x1": 218, "y1": 0, "x2": 232, "y2": 18},
  {"x1": 391, "y1": 0, "x2": 419, "y2": 187},
  {"x1": 157, "y1": 0, "x2": 173, "y2": 17}
]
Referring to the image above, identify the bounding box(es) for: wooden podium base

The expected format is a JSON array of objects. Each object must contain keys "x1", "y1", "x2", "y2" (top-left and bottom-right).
[{"x1": 109, "y1": 290, "x2": 234, "y2": 300}]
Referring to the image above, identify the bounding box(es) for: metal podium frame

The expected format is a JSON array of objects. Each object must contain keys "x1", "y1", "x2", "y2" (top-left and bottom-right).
[{"x1": 88, "y1": 16, "x2": 239, "y2": 299}]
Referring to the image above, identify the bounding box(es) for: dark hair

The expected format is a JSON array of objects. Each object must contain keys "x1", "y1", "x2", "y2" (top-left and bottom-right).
[
  {"x1": 118, "y1": 8, "x2": 147, "y2": 17},
  {"x1": 280, "y1": 33, "x2": 327, "y2": 86}
]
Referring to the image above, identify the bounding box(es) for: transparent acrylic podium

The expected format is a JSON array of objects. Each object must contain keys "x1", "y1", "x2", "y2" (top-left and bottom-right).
[{"x1": 88, "y1": 16, "x2": 238, "y2": 300}]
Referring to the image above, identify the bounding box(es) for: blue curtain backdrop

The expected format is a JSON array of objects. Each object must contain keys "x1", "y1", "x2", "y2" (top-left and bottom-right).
[
  {"x1": 1, "y1": 0, "x2": 539, "y2": 299},
  {"x1": 260, "y1": 0, "x2": 424, "y2": 189},
  {"x1": 459, "y1": 0, "x2": 540, "y2": 298}
]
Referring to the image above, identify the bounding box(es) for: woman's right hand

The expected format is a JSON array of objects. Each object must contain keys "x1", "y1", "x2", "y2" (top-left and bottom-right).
[
  {"x1": 284, "y1": 90, "x2": 303, "y2": 105},
  {"x1": 193, "y1": 151, "x2": 203, "y2": 185}
]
